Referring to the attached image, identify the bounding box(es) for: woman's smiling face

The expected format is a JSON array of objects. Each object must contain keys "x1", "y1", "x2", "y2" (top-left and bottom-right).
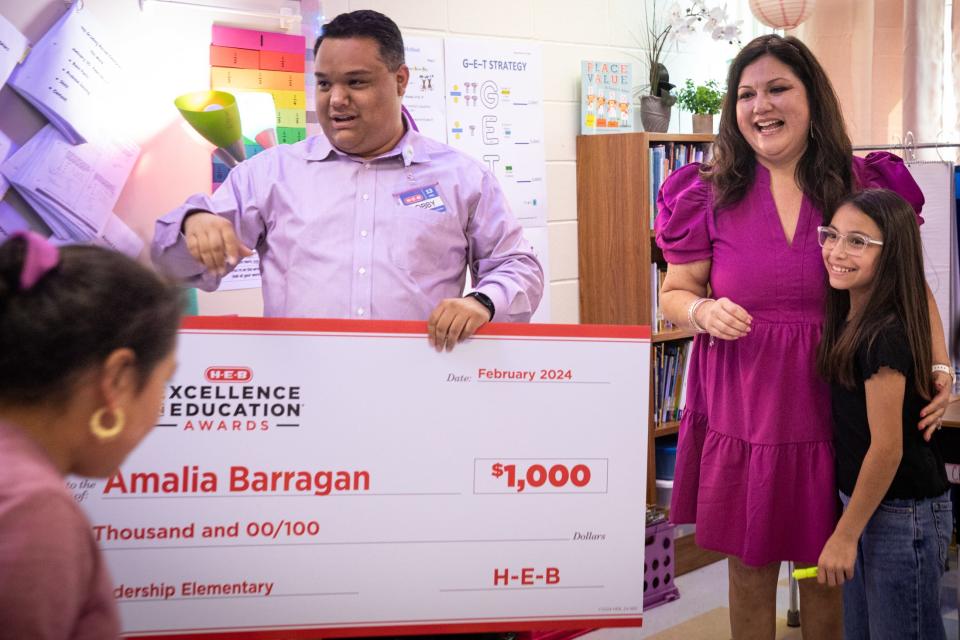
[{"x1": 735, "y1": 54, "x2": 811, "y2": 170}]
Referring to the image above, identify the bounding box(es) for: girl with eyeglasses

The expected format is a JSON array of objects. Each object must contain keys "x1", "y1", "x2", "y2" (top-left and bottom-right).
[{"x1": 816, "y1": 189, "x2": 951, "y2": 639}]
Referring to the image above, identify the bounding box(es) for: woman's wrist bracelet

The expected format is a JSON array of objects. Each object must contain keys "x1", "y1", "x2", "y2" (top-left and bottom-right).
[
  {"x1": 687, "y1": 297, "x2": 713, "y2": 333},
  {"x1": 931, "y1": 363, "x2": 956, "y2": 387}
]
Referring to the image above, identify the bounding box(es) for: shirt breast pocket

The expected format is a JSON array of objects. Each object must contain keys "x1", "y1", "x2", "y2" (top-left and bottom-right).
[{"x1": 388, "y1": 188, "x2": 465, "y2": 274}]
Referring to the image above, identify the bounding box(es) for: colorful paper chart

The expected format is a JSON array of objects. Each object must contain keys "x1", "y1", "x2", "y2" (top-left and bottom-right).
[
  {"x1": 207, "y1": 25, "x2": 307, "y2": 186},
  {"x1": 207, "y1": 25, "x2": 307, "y2": 292}
]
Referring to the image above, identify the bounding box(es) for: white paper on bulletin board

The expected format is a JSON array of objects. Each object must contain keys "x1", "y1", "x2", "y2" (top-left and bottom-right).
[
  {"x1": 908, "y1": 161, "x2": 957, "y2": 352},
  {"x1": 443, "y1": 38, "x2": 546, "y2": 229},
  {"x1": 523, "y1": 226, "x2": 551, "y2": 323},
  {"x1": 402, "y1": 35, "x2": 446, "y2": 144},
  {"x1": 0, "y1": 12, "x2": 28, "y2": 91},
  {"x1": 8, "y1": 2, "x2": 125, "y2": 145}
]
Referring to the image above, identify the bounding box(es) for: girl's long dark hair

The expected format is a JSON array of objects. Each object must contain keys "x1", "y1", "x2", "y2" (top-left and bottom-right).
[
  {"x1": 816, "y1": 189, "x2": 932, "y2": 397},
  {"x1": 703, "y1": 34, "x2": 853, "y2": 219}
]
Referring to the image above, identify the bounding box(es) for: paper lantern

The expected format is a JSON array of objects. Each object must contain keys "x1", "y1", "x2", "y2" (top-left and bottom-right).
[{"x1": 749, "y1": 0, "x2": 816, "y2": 29}]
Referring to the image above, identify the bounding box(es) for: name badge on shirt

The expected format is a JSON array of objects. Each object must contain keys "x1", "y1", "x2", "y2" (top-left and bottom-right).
[{"x1": 397, "y1": 184, "x2": 447, "y2": 213}]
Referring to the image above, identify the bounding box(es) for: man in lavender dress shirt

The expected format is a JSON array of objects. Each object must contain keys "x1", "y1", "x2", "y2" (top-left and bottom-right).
[{"x1": 152, "y1": 10, "x2": 543, "y2": 351}]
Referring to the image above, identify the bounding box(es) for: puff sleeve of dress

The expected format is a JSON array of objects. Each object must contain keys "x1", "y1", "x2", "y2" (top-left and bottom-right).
[
  {"x1": 854, "y1": 151, "x2": 925, "y2": 224},
  {"x1": 654, "y1": 162, "x2": 713, "y2": 264}
]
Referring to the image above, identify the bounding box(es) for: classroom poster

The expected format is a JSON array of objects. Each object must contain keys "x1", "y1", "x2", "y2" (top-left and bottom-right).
[
  {"x1": 443, "y1": 38, "x2": 546, "y2": 229},
  {"x1": 402, "y1": 35, "x2": 446, "y2": 143}
]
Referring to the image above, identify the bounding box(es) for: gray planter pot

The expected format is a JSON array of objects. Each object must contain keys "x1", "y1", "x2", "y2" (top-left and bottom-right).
[{"x1": 639, "y1": 95, "x2": 672, "y2": 133}]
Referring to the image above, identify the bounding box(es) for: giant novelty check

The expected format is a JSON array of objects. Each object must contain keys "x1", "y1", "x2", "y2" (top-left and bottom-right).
[{"x1": 74, "y1": 318, "x2": 650, "y2": 638}]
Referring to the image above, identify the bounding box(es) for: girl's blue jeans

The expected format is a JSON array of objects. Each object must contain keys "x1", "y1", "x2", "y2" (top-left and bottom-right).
[{"x1": 839, "y1": 490, "x2": 952, "y2": 640}]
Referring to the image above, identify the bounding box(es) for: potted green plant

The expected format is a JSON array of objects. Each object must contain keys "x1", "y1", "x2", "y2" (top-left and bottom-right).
[
  {"x1": 635, "y1": 2, "x2": 677, "y2": 133},
  {"x1": 633, "y1": 1, "x2": 741, "y2": 133},
  {"x1": 676, "y1": 79, "x2": 724, "y2": 133}
]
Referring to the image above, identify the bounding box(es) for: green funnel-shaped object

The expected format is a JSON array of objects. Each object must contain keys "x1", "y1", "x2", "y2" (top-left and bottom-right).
[{"x1": 175, "y1": 90, "x2": 245, "y2": 167}]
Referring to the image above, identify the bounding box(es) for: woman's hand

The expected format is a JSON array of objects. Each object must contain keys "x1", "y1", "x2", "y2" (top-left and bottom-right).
[
  {"x1": 695, "y1": 297, "x2": 752, "y2": 341},
  {"x1": 918, "y1": 370, "x2": 952, "y2": 441},
  {"x1": 817, "y1": 531, "x2": 857, "y2": 587}
]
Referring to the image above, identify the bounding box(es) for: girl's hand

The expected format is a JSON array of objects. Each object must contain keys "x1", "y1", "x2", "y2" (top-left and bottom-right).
[
  {"x1": 817, "y1": 532, "x2": 856, "y2": 587},
  {"x1": 696, "y1": 297, "x2": 752, "y2": 341},
  {"x1": 919, "y1": 370, "x2": 952, "y2": 441}
]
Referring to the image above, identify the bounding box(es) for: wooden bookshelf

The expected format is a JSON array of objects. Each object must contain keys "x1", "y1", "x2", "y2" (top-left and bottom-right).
[
  {"x1": 653, "y1": 420, "x2": 681, "y2": 437},
  {"x1": 577, "y1": 132, "x2": 713, "y2": 504},
  {"x1": 653, "y1": 329, "x2": 694, "y2": 343}
]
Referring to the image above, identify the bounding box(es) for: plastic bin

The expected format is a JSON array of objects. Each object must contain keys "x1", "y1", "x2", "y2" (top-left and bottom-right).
[
  {"x1": 644, "y1": 519, "x2": 680, "y2": 610},
  {"x1": 655, "y1": 479, "x2": 673, "y2": 509},
  {"x1": 654, "y1": 435, "x2": 678, "y2": 480}
]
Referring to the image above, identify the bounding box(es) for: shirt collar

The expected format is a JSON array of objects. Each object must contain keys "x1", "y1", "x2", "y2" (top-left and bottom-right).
[{"x1": 304, "y1": 112, "x2": 432, "y2": 166}]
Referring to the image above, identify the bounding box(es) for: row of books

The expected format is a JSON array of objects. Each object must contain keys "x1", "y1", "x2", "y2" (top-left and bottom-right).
[
  {"x1": 649, "y1": 142, "x2": 714, "y2": 227},
  {"x1": 650, "y1": 263, "x2": 679, "y2": 333},
  {"x1": 653, "y1": 340, "x2": 692, "y2": 426}
]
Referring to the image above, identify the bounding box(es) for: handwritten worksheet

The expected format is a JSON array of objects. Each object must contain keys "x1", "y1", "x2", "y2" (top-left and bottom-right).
[
  {"x1": 0, "y1": 124, "x2": 141, "y2": 255},
  {"x1": 8, "y1": 3, "x2": 124, "y2": 144}
]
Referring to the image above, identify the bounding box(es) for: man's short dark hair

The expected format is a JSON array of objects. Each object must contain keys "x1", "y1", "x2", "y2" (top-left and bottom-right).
[{"x1": 313, "y1": 10, "x2": 405, "y2": 71}]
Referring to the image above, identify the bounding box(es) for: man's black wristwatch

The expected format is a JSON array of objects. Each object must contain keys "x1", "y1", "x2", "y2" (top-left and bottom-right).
[{"x1": 465, "y1": 291, "x2": 495, "y2": 321}]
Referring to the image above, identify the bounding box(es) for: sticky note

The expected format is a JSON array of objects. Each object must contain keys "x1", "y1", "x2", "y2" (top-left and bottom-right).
[
  {"x1": 260, "y1": 49, "x2": 305, "y2": 72},
  {"x1": 210, "y1": 45, "x2": 259, "y2": 69}
]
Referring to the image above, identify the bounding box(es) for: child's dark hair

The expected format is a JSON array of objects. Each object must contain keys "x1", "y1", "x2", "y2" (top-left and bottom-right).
[
  {"x1": 0, "y1": 238, "x2": 184, "y2": 405},
  {"x1": 816, "y1": 189, "x2": 933, "y2": 397}
]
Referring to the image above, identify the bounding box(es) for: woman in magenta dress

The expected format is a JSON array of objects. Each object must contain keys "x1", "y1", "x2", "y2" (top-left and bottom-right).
[{"x1": 655, "y1": 35, "x2": 951, "y2": 639}]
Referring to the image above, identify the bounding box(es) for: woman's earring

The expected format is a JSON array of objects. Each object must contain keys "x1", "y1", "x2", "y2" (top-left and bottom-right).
[{"x1": 90, "y1": 407, "x2": 125, "y2": 441}]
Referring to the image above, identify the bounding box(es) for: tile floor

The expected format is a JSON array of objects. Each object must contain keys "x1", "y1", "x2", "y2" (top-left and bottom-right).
[{"x1": 583, "y1": 545, "x2": 958, "y2": 639}]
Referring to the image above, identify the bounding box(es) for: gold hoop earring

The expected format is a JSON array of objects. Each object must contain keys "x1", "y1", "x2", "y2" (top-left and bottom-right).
[{"x1": 90, "y1": 407, "x2": 125, "y2": 441}]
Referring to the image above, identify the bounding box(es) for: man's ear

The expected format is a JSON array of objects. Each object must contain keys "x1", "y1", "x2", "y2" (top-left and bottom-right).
[
  {"x1": 98, "y1": 348, "x2": 138, "y2": 409},
  {"x1": 396, "y1": 64, "x2": 410, "y2": 97}
]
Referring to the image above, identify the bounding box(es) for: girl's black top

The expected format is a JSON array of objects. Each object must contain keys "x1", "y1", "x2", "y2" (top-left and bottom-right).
[{"x1": 830, "y1": 321, "x2": 949, "y2": 500}]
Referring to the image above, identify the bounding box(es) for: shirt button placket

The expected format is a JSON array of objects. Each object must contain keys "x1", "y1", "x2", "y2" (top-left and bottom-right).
[{"x1": 353, "y1": 161, "x2": 375, "y2": 318}]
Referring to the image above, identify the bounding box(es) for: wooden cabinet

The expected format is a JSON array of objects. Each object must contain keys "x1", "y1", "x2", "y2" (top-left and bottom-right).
[{"x1": 576, "y1": 133, "x2": 713, "y2": 504}]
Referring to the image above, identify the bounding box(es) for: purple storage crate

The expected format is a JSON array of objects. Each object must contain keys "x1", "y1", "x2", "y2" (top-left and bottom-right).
[{"x1": 644, "y1": 520, "x2": 680, "y2": 610}]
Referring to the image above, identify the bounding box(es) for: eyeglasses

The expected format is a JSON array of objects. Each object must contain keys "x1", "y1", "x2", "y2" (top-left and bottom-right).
[{"x1": 816, "y1": 226, "x2": 884, "y2": 256}]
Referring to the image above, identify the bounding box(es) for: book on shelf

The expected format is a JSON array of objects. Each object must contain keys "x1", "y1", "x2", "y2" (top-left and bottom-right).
[
  {"x1": 580, "y1": 61, "x2": 633, "y2": 134},
  {"x1": 649, "y1": 141, "x2": 715, "y2": 228},
  {"x1": 650, "y1": 263, "x2": 677, "y2": 333},
  {"x1": 653, "y1": 340, "x2": 693, "y2": 426}
]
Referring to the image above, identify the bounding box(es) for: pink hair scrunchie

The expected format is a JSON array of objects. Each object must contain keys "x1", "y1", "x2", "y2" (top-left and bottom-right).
[{"x1": 9, "y1": 231, "x2": 60, "y2": 290}]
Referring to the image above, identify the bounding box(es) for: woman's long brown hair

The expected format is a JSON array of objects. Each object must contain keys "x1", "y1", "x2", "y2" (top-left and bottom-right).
[
  {"x1": 702, "y1": 34, "x2": 854, "y2": 221},
  {"x1": 816, "y1": 189, "x2": 933, "y2": 397}
]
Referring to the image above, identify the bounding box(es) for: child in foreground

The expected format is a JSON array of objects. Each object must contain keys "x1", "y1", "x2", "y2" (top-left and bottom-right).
[
  {"x1": 815, "y1": 189, "x2": 952, "y2": 639},
  {"x1": 0, "y1": 232, "x2": 183, "y2": 640}
]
